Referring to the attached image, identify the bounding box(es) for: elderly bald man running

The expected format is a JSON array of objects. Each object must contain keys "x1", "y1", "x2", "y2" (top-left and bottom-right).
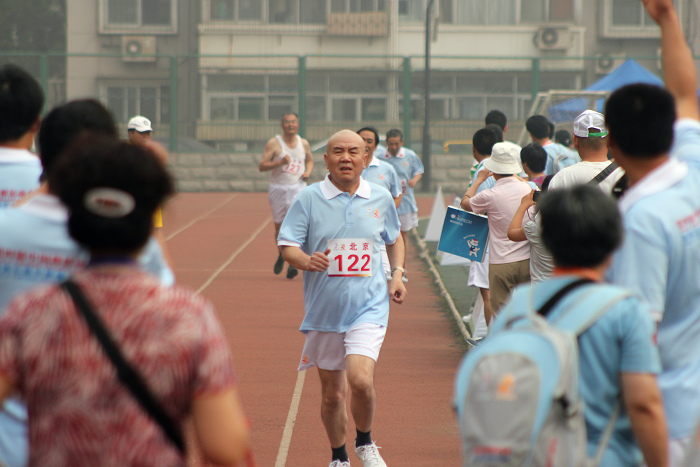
[{"x1": 278, "y1": 129, "x2": 407, "y2": 467}]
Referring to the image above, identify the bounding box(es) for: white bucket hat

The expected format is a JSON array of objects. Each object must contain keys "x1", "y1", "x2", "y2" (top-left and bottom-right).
[{"x1": 483, "y1": 142, "x2": 522, "y2": 175}]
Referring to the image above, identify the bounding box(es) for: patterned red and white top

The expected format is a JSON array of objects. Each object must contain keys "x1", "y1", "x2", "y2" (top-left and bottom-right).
[{"x1": 0, "y1": 268, "x2": 237, "y2": 466}]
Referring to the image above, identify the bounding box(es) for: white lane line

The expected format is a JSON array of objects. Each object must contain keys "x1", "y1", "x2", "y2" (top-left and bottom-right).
[
  {"x1": 165, "y1": 194, "x2": 238, "y2": 241},
  {"x1": 196, "y1": 215, "x2": 271, "y2": 294},
  {"x1": 275, "y1": 370, "x2": 306, "y2": 467}
]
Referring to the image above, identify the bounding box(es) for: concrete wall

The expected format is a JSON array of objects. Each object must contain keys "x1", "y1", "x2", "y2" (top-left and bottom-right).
[{"x1": 168, "y1": 152, "x2": 475, "y2": 194}]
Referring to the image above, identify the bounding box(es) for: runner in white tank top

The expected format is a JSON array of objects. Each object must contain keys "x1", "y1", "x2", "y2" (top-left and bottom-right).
[{"x1": 258, "y1": 113, "x2": 313, "y2": 279}]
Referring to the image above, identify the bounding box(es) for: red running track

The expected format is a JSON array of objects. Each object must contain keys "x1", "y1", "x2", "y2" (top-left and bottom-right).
[{"x1": 161, "y1": 192, "x2": 463, "y2": 466}]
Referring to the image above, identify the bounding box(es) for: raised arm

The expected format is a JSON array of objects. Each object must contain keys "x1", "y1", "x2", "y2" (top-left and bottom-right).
[
  {"x1": 507, "y1": 191, "x2": 536, "y2": 242},
  {"x1": 643, "y1": 0, "x2": 699, "y2": 121},
  {"x1": 460, "y1": 169, "x2": 491, "y2": 212},
  {"x1": 258, "y1": 138, "x2": 289, "y2": 172}
]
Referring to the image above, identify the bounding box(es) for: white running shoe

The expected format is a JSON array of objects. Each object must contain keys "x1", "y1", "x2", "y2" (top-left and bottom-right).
[
  {"x1": 355, "y1": 442, "x2": 387, "y2": 467},
  {"x1": 329, "y1": 460, "x2": 351, "y2": 467}
]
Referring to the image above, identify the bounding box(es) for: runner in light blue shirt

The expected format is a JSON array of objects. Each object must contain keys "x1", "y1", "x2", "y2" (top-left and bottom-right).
[
  {"x1": 358, "y1": 127, "x2": 402, "y2": 202},
  {"x1": 359, "y1": 127, "x2": 402, "y2": 279},
  {"x1": 378, "y1": 130, "x2": 424, "y2": 217},
  {"x1": 607, "y1": 120, "x2": 700, "y2": 443},
  {"x1": 605, "y1": 1, "x2": 700, "y2": 461},
  {"x1": 0, "y1": 65, "x2": 44, "y2": 208},
  {"x1": 277, "y1": 130, "x2": 405, "y2": 467},
  {"x1": 0, "y1": 149, "x2": 41, "y2": 208},
  {"x1": 278, "y1": 175, "x2": 401, "y2": 331}
]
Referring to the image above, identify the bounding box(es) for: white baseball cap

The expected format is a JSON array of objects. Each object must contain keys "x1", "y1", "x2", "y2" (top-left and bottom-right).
[
  {"x1": 127, "y1": 116, "x2": 153, "y2": 133},
  {"x1": 483, "y1": 142, "x2": 522, "y2": 175},
  {"x1": 573, "y1": 110, "x2": 607, "y2": 138}
]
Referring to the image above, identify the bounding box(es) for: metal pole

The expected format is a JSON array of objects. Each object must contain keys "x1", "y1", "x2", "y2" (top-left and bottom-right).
[
  {"x1": 169, "y1": 56, "x2": 178, "y2": 152},
  {"x1": 421, "y1": 0, "x2": 436, "y2": 192},
  {"x1": 298, "y1": 56, "x2": 307, "y2": 138},
  {"x1": 531, "y1": 58, "x2": 540, "y2": 106},
  {"x1": 39, "y1": 54, "x2": 48, "y2": 113},
  {"x1": 402, "y1": 56, "x2": 412, "y2": 149}
]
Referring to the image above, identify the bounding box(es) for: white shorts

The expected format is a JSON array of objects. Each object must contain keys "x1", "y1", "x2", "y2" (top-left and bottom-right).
[
  {"x1": 380, "y1": 244, "x2": 390, "y2": 277},
  {"x1": 269, "y1": 182, "x2": 306, "y2": 224},
  {"x1": 398, "y1": 211, "x2": 419, "y2": 232},
  {"x1": 298, "y1": 323, "x2": 387, "y2": 371},
  {"x1": 668, "y1": 436, "x2": 691, "y2": 467},
  {"x1": 468, "y1": 249, "x2": 490, "y2": 289}
]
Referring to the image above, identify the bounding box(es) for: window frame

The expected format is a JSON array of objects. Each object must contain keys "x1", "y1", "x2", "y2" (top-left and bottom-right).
[
  {"x1": 100, "y1": 81, "x2": 171, "y2": 124},
  {"x1": 99, "y1": 0, "x2": 178, "y2": 34},
  {"x1": 601, "y1": 0, "x2": 681, "y2": 38},
  {"x1": 203, "y1": 0, "x2": 385, "y2": 24},
  {"x1": 203, "y1": 73, "x2": 298, "y2": 121}
]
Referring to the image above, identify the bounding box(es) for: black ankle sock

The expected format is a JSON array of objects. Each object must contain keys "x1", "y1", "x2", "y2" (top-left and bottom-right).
[
  {"x1": 332, "y1": 444, "x2": 349, "y2": 462},
  {"x1": 355, "y1": 429, "x2": 372, "y2": 447}
]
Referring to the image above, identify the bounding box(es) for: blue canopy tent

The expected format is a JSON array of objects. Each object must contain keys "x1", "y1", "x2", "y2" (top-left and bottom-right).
[{"x1": 548, "y1": 59, "x2": 664, "y2": 123}]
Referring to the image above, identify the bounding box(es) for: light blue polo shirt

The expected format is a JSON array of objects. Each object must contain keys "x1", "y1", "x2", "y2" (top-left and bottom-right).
[
  {"x1": 0, "y1": 193, "x2": 175, "y2": 467},
  {"x1": 278, "y1": 175, "x2": 400, "y2": 333},
  {"x1": 378, "y1": 147, "x2": 424, "y2": 216},
  {"x1": 484, "y1": 278, "x2": 660, "y2": 466},
  {"x1": 362, "y1": 156, "x2": 402, "y2": 198},
  {"x1": 607, "y1": 119, "x2": 700, "y2": 440},
  {"x1": 470, "y1": 159, "x2": 496, "y2": 194},
  {"x1": 0, "y1": 148, "x2": 41, "y2": 208}
]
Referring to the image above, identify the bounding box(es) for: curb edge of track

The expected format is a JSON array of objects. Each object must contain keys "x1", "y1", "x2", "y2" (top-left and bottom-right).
[{"x1": 411, "y1": 230, "x2": 476, "y2": 348}]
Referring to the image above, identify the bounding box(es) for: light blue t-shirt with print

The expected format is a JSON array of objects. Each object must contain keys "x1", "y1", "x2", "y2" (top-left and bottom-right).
[
  {"x1": 0, "y1": 194, "x2": 175, "y2": 467},
  {"x1": 607, "y1": 119, "x2": 700, "y2": 440},
  {"x1": 363, "y1": 157, "x2": 402, "y2": 198},
  {"x1": 543, "y1": 142, "x2": 580, "y2": 175},
  {"x1": 0, "y1": 148, "x2": 41, "y2": 209},
  {"x1": 487, "y1": 278, "x2": 660, "y2": 466},
  {"x1": 378, "y1": 147, "x2": 424, "y2": 216},
  {"x1": 278, "y1": 176, "x2": 400, "y2": 332}
]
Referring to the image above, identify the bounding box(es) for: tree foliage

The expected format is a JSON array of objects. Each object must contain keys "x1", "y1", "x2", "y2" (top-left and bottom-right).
[{"x1": 0, "y1": 0, "x2": 66, "y2": 52}]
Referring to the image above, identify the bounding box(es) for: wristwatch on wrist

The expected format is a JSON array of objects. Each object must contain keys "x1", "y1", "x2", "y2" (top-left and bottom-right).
[{"x1": 390, "y1": 266, "x2": 406, "y2": 277}]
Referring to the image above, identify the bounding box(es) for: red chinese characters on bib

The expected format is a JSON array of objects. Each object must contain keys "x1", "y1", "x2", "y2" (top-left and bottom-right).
[
  {"x1": 281, "y1": 157, "x2": 304, "y2": 175},
  {"x1": 327, "y1": 238, "x2": 373, "y2": 277}
]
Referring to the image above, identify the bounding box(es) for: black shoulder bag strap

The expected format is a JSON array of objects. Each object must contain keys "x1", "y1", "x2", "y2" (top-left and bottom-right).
[
  {"x1": 537, "y1": 278, "x2": 594, "y2": 317},
  {"x1": 60, "y1": 280, "x2": 185, "y2": 454},
  {"x1": 587, "y1": 161, "x2": 619, "y2": 186}
]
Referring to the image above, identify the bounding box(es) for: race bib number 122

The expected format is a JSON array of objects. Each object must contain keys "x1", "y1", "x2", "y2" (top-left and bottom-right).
[{"x1": 327, "y1": 238, "x2": 373, "y2": 277}]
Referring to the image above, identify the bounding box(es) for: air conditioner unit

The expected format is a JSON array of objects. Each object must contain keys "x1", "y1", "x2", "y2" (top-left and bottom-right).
[
  {"x1": 595, "y1": 55, "x2": 625, "y2": 74},
  {"x1": 326, "y1": 12, "x2": 388, "y2": 37},
  {"x1": 122, "y1": 36, "x2": 156, "y2": 62},
  {"x1": 534, "y1": 26, "x2": 572, "y2": 50}
]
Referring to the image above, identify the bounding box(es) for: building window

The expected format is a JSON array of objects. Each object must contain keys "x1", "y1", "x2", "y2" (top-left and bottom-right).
[
  {"x1": 210, "y1": 0, "x2": 262, "y2": 20},
  {"x1": 402, "y1": 71, "x2": 574, "y2": 121},
  {"x1": 205, "y1": 74, "x2": 297, "y2": 121},
  {"x1": 307, "y1": 72, "x2": 389, "y2": 122},
  {"x1": 104, "y1": 84, "x2": 170, "y2": 124},
  {"x1": 101, "y1": 0, "x2": 177, "y2": 33},
  {"x1": 602, "y1": 0, "x2": 680, "y2": 37},
  {"x1": 436, "y1": 0, "x2": 572, "y2": 25},
  {"x1": 332, "y1": 0, "x2": 385, "y2": 12}
]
